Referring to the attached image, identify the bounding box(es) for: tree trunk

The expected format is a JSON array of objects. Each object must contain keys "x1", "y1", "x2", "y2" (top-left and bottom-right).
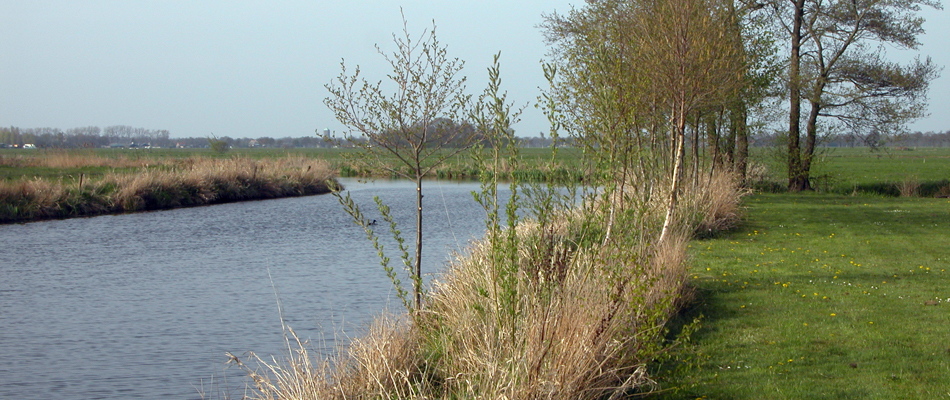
[
  {"x1": 802, "y1": 99, "x2": 821, "y2": 187},
  {"x1": 734, "y1": 102, "x2": 749, "y2": 182},
  {"x1": 706, "y1": 111, "x2": 720, "y2": 171},
  {"x1": 414, "y1": 176, "x2": 423, "y2": 310},
  {"x1": 692, "y1": 114, "x2": 701, "y2": 186},
  {"x1": 660, "y1": 105, "x2": 687, "y2": 244},
  {"x1": 787, "y1": 0, "x2": 807, "y2": 192}
]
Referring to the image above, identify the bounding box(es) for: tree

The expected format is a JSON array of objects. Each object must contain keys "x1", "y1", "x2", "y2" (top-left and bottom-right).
[
  {"x1": 773, "y1": 0, "x2": 941, "y2": 191},
  {"x1": 324, "y1": 15, "x2": 475, "y2": 310},
  {"x1": 543, "y1": 0, "x2": 747, "y2": 242},
  {"x1": 632, "y1": 0, "x2": 747, "y2": 241},
  {"x1": 208, "y1": 133, "x2": 230, "y2": 153}
]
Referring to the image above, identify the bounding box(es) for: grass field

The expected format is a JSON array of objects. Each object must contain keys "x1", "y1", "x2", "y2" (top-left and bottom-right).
[
  {"x1": 657, "y1": 194, "x2": 950, "y2": 398},
  {"x1": 754, "y1": 146, "x2": 950, "y2": 196},
  {"x1": 0, "y1": 147, "x2": 584, "y2": 181}
]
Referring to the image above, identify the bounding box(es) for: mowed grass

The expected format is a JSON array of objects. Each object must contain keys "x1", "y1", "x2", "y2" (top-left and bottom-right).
[{"x1": 659, "y1": 193, "x2": 950, "y2": 399}]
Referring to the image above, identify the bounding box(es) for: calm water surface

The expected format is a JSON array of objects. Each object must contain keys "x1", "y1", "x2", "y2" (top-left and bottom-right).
[{"x1": 0, "y1": 179, "x2": 497, "y2": 399}]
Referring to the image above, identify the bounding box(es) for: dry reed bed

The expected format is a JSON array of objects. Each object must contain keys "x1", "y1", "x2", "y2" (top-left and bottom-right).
[
  {"x1": 0, "y1": 157, "x2": 335, "y2": 223},
  {"x1": 240, "y1": 170, "x2": 745, "y2": 399}
]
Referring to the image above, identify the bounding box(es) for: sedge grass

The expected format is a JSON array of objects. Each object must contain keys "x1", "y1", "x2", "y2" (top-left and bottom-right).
[{"x1": 658, "y1": 193, "x2": 950, "y2": 399}]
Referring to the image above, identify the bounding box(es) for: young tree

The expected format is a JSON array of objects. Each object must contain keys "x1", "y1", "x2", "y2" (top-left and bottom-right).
[
  {"x1": 544, "y1": 0, "x2": 747, "y2": 243},
  {"x1": 772, "y1": 0, "x2": 941, "y2": 191},
  {"x1": 324, "y1": 15, "x2": 475, "y2": 310},
  {"x1": 631, "y1": 0, "x2": 747, "y2": 242},
  {"x1": 208, "y1": 133, "x2": 230, "y2": 153}
]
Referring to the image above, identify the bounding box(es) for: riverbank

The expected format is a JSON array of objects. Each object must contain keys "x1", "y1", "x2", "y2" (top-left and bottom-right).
[
  {"x1": 0, "y1": 156, "x2": 336, "y2": 223},
  {"x1": 235, "y1": 169, "x2": 747, "y2": 398}
]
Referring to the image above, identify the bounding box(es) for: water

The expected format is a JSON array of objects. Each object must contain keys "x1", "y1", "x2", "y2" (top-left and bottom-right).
[{"x1": 0, "y1": 178, "x2": 498, "y2": 399}]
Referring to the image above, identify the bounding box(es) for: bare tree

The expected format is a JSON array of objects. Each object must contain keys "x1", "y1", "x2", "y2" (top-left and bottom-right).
[{"x1": 324, "y1": 14, "x2": 475, "y2": 310}]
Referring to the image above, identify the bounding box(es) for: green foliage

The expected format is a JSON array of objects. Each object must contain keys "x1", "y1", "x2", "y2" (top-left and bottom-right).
[
  {"x1": 324, "y1": 15, "x2": 478, "y2": 309},
  {"x1": 208, "y1": 134, "x2": 230, "y2": 153},
  {"x1": 469, "y1": 52, "x2": 527, "y2": 339},
  {"x1": 330, "y1": 185, "x2": 413, "y2": 312}
]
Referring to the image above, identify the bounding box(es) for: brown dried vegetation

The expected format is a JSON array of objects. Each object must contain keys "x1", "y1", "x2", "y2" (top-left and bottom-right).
[
  {"x1": 0, "y1": 156, "x2": 335, "y2": 223},
  {"x1": 240, "y1": 170, "x2": 745, "y2": 399}
]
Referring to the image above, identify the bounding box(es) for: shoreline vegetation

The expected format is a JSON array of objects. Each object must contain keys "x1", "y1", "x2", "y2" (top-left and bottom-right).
[
  {"x1": 0, "y1": 151, "x2": 336, "y2": 223},
  {"x1": 233, "y1": 169, "x2": 747, "y2": 398}
]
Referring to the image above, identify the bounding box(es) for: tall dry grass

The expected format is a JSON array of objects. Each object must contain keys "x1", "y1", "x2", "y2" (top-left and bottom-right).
[
  {"x1": 239, "y1": 169, "x2": 746, "y2": 399},
  {"x1": 0, "y1": 156, "x2": 335, "y2": 223}
]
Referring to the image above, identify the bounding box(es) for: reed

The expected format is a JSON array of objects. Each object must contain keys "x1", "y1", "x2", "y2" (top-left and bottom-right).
[
  {"x1": 237, "y1": 169, "x2": 746, "y2": 399},
  {"x1": 0, "y1": 156, "x2": 335, "y2": 223}
]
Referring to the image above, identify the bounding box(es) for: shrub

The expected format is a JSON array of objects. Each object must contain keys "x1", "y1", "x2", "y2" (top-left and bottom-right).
[{"x1": 897, "y1": 175, "x2": 920, "y2": 197}]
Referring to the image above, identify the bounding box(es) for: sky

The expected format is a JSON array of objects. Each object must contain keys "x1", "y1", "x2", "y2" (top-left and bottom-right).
[{"x1": 1, "y1": 1, "x2": 948, "y2": 139}]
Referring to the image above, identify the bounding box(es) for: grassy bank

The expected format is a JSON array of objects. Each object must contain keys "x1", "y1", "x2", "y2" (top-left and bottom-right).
[
  {"x1": 231, "y1": 170, "x2": 745, "y2": 399},
  {"x1": 0, "y1": 156, "x2": 335, "y2": 223},
  {"x1": 658, "y1": 194, "x2": 950, "y2": 398}
]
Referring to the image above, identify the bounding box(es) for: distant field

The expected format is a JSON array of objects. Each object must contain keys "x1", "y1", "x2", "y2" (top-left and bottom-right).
[
  {"x1": 748, "y1": 146, "x2": 950, "y2": 195},
  {"x1": 0, "y1": 147, "x2": 584, "y2": 181},
  {"x1": 3, "y1": 146, "x2": 947, "y2": 193}
]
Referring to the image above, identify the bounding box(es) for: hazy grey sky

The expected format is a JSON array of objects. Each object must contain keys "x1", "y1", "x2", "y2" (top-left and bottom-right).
[{"x1": 1, "y1": 1, "x2": 947, "y2": 139}]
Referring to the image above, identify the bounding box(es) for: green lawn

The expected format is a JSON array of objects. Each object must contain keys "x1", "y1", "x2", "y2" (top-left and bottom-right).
[{"x1": 659, "y1": 194, "x2": 950, "y2": 399}]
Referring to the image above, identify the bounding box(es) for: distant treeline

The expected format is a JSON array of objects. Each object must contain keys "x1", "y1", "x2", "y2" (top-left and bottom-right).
[
  {"x1": 1, "y1": 126, "x2": 172, "y2": 149},
  {"x1": 5, "y1": 124, "x2": 947, "y2": 150},
  {"x1": 750, "y1": 130, "x2": 950, "y2": 148},
  {"x1": 0, "y1": 125, "x2": 568, "y2": 149}
]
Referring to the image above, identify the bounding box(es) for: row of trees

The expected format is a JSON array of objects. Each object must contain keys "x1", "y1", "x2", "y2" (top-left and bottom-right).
[
  {"x1": 0, "y1": 126, "x2": 171, "y2": 148},
  {"x1": 322, "y1": 0, "x2": 941, "y2": 302},
  {"x1": 542, "y1": 0, "x2": 938, "y2": 192},
  {"x1": 0, "y1": 124, "x2": 565, "y2": 150}
]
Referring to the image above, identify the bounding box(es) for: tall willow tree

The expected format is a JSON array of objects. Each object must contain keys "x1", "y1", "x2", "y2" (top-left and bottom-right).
[{"x1": 544, "y1": 0, "x2": 747, "y2": 243}]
